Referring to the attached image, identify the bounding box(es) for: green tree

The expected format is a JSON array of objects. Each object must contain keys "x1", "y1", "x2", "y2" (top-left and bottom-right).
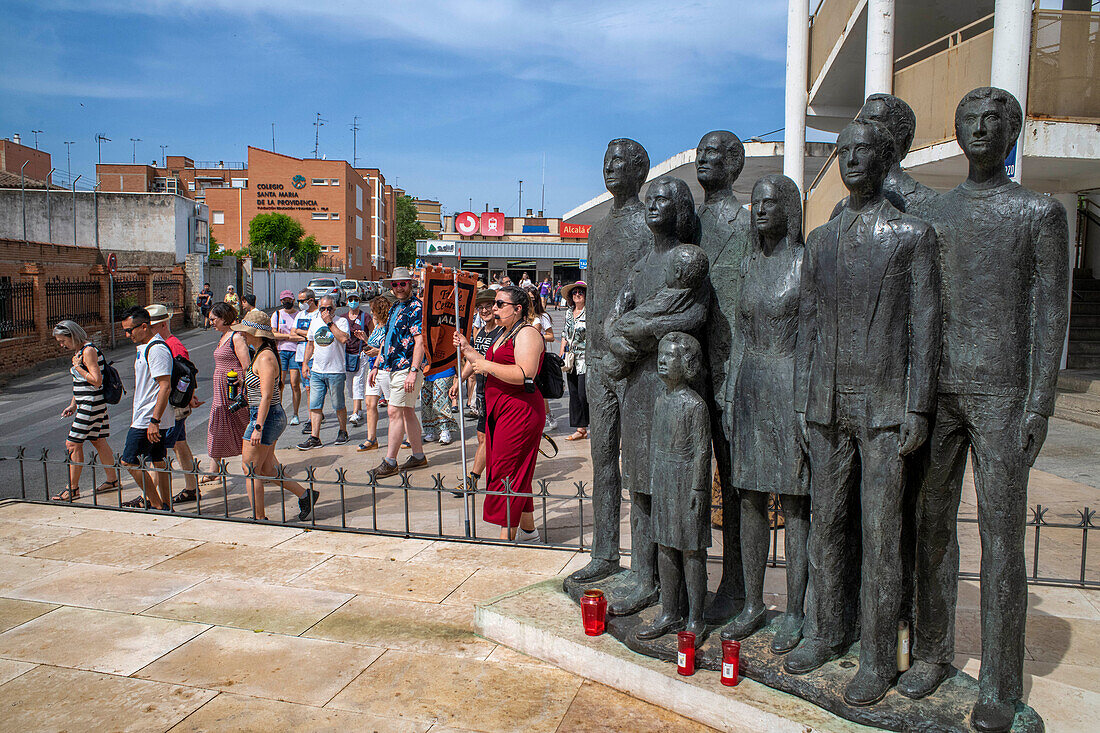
[
  {"x1": 395, "y1": 194, "x2": 434, "y2": 267},
  {"x1": 208, "y1": 232, "x2": 222, "y2": 261},
  {"x1": 247, "y1": 212, "x2": 325, "y2": 269},
  {"x1": 294, "y1": 235, "x2": 321, "y2": 270}
]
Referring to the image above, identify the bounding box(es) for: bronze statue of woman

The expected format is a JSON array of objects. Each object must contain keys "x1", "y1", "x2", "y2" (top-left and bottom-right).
[{"x1": 720, "y1": 174, "x2": 809, "y2": 654}]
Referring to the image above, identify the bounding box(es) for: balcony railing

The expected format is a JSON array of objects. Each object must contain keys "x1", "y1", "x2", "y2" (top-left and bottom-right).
[{"x1": 1029, "y1": 9, "x2": 1100, "y2": 123}]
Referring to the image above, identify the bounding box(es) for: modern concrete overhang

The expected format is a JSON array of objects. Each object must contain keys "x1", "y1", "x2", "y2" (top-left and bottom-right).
[
  {"x1": 563, "y1": 141, "x2": 835, "y2": 225},
  {"x1": 904, "y1": 119, "x2": 1100, "y2": 193}
]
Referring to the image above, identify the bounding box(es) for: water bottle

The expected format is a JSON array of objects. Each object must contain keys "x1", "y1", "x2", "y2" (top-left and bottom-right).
[{"x1": 226, "y1": 370, "x2": 239, "y2": 401}]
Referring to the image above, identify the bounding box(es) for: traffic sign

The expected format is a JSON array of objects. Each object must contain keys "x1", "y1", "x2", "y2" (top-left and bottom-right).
[
  {"x1": 415, "y1": 259, "x2": 424, "y2": 268},
  {"x1": 107, "y1": 252, "x2": 118, "y2": 274},
  {"x1": 579, "y1": 258, "x2": 587, "y2": 270}
]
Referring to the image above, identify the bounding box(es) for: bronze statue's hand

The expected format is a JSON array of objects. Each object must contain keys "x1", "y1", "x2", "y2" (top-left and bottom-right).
[
  {"x1": 899, "y1": 413, "x2": 929, "y2": 455},
  {"x1": 1020, "y1": 411, "x2": 1049, "y2": 467}
]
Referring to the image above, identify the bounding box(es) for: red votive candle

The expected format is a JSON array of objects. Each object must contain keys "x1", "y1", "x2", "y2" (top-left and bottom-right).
[
  {"x1": 580, "y1": 589, "x2": 607, "y2": 636},
  {"x1": 721, "y1": 639, "x2": 741, "y2": 686},
  {"x1": 677, "y1": 631, "x2": 696, "y2": 675}
]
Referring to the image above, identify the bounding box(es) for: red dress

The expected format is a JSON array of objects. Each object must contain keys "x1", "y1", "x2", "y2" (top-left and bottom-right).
[{"x1": 483, "y1": 332, "x2": 546, "y2": 528}]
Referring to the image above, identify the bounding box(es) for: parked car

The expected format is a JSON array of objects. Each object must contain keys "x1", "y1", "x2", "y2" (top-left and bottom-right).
[
  {"x1": 339, "y1": 279, "x2": 362, "y2": 303},
  {"x1": 360, "y1": 280, "x2": 380, "y2": 299},
  {"x1": 307, "y1": 277, "x2": 343, "y2": 306}
]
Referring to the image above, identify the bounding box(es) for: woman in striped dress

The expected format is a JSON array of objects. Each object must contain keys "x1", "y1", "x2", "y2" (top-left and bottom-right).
[
  {"x1": 206, "y1": 303, "x2": 252, "y2": 472},
  {"x1": 53, "y1": 320, "x2": 120, "y2": 501}
]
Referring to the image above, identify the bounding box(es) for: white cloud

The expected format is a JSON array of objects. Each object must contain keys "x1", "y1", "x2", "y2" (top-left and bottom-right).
[{"x1": 72, "y1": 0, "x2": 787, "y2": 94}]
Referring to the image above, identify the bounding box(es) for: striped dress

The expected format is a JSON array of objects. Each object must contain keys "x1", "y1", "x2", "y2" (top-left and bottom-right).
[{"x1": 69, "y1": 343, "x2": 109, "y2": 442}]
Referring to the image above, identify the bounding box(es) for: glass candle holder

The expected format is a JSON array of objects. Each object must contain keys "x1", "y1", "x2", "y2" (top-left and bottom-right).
[
  {"x1": 721, "y1": 639, "x2": 740, "y2": 686},
  {"x1": 677, "y1": 631, "x2": 696, "y2": 675},
  {"x1": 580, "y1": 589, "x2": 606, "y2": 636}
]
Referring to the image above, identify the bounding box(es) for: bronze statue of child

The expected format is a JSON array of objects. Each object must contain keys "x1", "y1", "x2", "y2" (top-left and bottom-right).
[
  {"x1": 605, "y1": 244, "x2": 710, "y2": 380},
  {"x1": 635, "y1": 332, "x2": 712, "y2": 644}
]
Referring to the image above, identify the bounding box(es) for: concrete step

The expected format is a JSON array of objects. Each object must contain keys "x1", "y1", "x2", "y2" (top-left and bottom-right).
[
  {"x1": 1072, "y1": 302, "x2": 1100, "y2": 316},
  {"x1": 1072, "y1": 277, "x2": 1100, "y2": 291},
  {"x1": 1068, "y1": 341, "x2": 1100, "y2": 356},
  {"x1": 1073, "y1": 289, "x2": 1100, "y2": 303},
  {"x1": 1053, "y1": 404, "x2": 1100, "y2": 429},
  {"x1": 1067, "y1": 354, "x2": 1100, "y2": 370},
  {"x1": 1071, "y1": 315, "x2": 1100, "y2": 330},
  {"x1": 1070, "y1": 328, "x2": 1100, "y2": 342},
  {"x1": 1057, "y1": 369, "x2": 1100, "y2": 395}
]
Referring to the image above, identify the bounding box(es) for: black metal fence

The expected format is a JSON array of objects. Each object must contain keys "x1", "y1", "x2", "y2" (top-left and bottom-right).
[
  {"x1": 6, "y1": 446, "x2": 1098, "y2": 590},
  {"x1": 45, "y1": 277, "x2": 102, "y2": 327},
  {"x1": 112, "y1": 276, "x2": 146, "y2": 318},
  {"x1": 151, "y1": 276, "x2": 183, "y2": 313},
  {"x1": 0, "y1": 278, "x2": 35, "y2": 339}
]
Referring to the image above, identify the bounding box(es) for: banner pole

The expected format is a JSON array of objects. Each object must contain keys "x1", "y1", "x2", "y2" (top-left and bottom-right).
[{"x1": 453, "y1": 250, "x2": 472, "y2": 537}]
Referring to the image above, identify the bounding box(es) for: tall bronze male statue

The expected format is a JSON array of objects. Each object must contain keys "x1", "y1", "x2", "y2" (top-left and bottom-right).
[
  {"x1": 784, "y1": 119, "x2": 941, "y2": 707},
  {"x1": 695, "y1": 130, "x2": 749, "y2": 621},
  {"x1": 568, "y1": 139, "x2": 653, "y2": 584},
  {"x1": 898, "y1": 88, "x2": 1069, "y2": 733},
  {"x1": 832, "y1": 93, "x2": 938, "y2": 219}
]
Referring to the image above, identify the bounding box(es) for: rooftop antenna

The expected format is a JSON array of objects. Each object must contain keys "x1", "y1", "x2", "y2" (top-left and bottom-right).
[
  {"x1": 31, "y1": 130, "x2": 43, "y2": 149},
  {"x1": 130, "y1": 137, "x2": 142, "y2": 164},
  {"x1": 518, "y1": 180, "x2": 523, "y2": 216},
  {"x1": 159, "y1": 145, "x2": 168, "y2": 166},
  {"x1": 64, "y1": 141, "x2": 75, "y2": 184},
  {"x1": 541, "y1": 153, "x2": 546, "y2": 214},
  {"x1": 312, "y1": 113, "x2": 326, "y2": 159},
  {"x1": 350, "y1": 116, "x2": 360, "y2": 167},
  {"x1": 95, "y1": 133, "x2": 111, "y2": 163},
  {"x1": 271, "y1": 122, "x2": 276, "y2": 152}
]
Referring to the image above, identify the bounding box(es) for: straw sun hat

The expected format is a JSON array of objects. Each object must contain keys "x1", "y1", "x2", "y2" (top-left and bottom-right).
[{"x1": 230, "y1": 308, "x2": 274, "y2": 337}]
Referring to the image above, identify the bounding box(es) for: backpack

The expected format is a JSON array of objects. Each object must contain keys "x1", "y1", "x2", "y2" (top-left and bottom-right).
[
  {"x1": 506, "y1": 323, "x2": 565, "y2": 399},
  {"x1": 87, "y1": 344, "x2": 125, "y2": 405},
  {"x1": 145, "y1": 340, "x2": 199, "y2": 408}
]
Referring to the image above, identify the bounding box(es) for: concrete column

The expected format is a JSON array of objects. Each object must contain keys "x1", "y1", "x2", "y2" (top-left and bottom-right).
[
  {"x1": 991, "y1": 0, "x2": 1033, "y2": 182},
  {"x1": 865, "y1": 0, "x2": 895, "y2": 97},
  {"x1": 784, "y1": 0, "x2": 810, "y2": 196}
]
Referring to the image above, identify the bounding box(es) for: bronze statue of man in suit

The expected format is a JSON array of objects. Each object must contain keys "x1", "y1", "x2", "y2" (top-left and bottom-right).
[
  {"x1": 784, "y1": 119, "x2": 941, "y2": 709},
  {"x1": 898, "y1": 88, "x2": 1069, "y2": 733},
  {"x1": 568, "y1": 139, "x2": 653, "y2": 584},
  {"x1": 695, "y1": 130, "x2": 749, "y2": 622}
]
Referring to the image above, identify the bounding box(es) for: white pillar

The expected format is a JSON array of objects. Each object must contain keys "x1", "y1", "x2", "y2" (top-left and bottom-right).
[
  {"x1": 865, "y1": 0, "x2": 895, "y2": 97},
  {"x1": 991, "y1": 0, "x2": 1033, "y2": 183},
  {"x1": 785, "y1": 0, "x2": 810, "y2": 195}
]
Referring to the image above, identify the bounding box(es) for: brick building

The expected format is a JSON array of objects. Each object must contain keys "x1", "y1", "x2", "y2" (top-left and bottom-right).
[
  {"x1": 97, "y1": 147, "x2": 398, "y2": 279},
  {"x1": 412, "y1": 198, "x2": 442, "y2": 234},
  {"x1": 0, "y1": 136, "x2": 52, "y2": 188}
]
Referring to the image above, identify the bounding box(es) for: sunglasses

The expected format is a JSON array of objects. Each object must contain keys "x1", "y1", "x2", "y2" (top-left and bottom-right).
[
  {"x1": 320, "y1": 306, "x2": 335, "y2": 312},
  {"x1": 493, "y1": 299, "x2": 516, "y2": 309},
  {"x1": 391, "y1": 281, "x2": 411, "y2": 287},
  {"x1": 123, "y1": 325, "x2": 142, "y2": 334}
]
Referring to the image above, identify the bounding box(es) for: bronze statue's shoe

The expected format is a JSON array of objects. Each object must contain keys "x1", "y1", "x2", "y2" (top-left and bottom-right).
[
  {"x1": 783, "y1": 639, "x2": 840, "y2": 675},
  {"x1": 704, "y1": 590, "x2": 745, "y2": 624},
  {"x1": 634, "y1": 613, "x2": 683, "y2": 640},
  {"x1": 896, "y1": 660, "x2": 950, "y2": 699},
  {"x1": 608, "y1": 586, "x2": 659, "y2": 617},
  {"x1": 971, "y1": 696, "x2": 1015, "y2": 733},
  {"x1": 684, "y1": 618, "x2": 707, "y2": 646},
  {"x1": 567, "y1": 558, "x2": 621, "y2": 584},
  {"x1": 720, "y1": 604, "x2": 767, "y2": 641},
  {"x1": 843, "y1": 666, "x2": 893, "y2": 707},
  {"x1": 769, "y1": 613, "x2": 804, "y2": 655}
]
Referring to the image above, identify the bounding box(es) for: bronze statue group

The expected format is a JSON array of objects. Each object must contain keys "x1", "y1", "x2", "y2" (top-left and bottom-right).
[{"x1": 567, "y1": 87, "x2": 1067, "y2": 733}]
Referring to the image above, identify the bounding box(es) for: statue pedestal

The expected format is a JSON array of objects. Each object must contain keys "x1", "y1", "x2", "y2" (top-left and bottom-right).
[{"x1": 476, "y1": 577, "x2": 1044, "y2": 733}]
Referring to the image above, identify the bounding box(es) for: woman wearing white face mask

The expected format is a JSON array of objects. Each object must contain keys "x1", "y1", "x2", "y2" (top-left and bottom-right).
[
  {"x1": 271, "y1": 290, "x2": 305, "y2": 416},
  {"x1": 344, "y1": 295, "x2": 370, "y2": 426}
]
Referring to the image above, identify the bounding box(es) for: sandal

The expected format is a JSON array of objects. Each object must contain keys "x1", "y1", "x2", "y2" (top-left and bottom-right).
[
  {"x1": 172, "y1": 488, "x2": 198, "y2": 504},
  {"x1": 51, "y1": 486, "x2": 80, "y2": 501},
  {"x1": 198, "y1": 474, "x2": 221, "y2": 486},
  {"x1": 121, "y1": 496, "x2": 150, "y2": 509},
  {"x1": 357, "y1": 440, "x2": 379, "y2": 452},
  {"x1": 95, "y1": 480, "x2": 121, "y2": 494},
  {"x1": 566, "y1": 430, "x2": 588, "y2": 441}
]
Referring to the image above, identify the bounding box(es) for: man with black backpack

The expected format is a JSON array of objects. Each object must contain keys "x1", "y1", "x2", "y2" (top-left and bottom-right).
[
  {"x1": 149, "y1": 304, "x2": 205, "y2": 505},
  {"x1": 119, "y1": 306, "x2": 175, "y2": 510}
]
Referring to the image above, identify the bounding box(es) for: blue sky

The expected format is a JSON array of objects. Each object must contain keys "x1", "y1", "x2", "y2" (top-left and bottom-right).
[{"x1": 2, "y1": 0, "x2": 797, "y2": 217}]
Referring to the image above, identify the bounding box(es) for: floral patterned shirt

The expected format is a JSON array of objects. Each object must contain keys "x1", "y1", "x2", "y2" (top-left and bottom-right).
[{"x1": 380, "y1": 296, "x2": 423, "y2": 371}]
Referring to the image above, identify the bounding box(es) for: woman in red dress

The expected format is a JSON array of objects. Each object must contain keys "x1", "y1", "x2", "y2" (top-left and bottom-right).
[{"x1": 456, "y1": 286, "x2": 546, "y2": 541}]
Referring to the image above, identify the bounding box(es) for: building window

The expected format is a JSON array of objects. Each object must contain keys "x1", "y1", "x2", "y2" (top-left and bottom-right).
[
  {"x1": 320, "y1": 245, "x2": 328, "y2": 251},
  {"x1": 231, "y1": 178, "x2": 247, "y2": 188},
  {"x1": 355, "y1": 215, "x2": 363, "y2": 240},
  {"x1": 330, "y1": 179, "x2": 340, "y2": 186},
  {"x1": 212, "y1": 211, "x2": 225, "y2": 225},
  {"x1": 331, "y1": 212, "x2": 340, "y2": 221},
  {"x1": 330, "y1": 245, "x2": 340, "y2": 253},
  {"x1": 356, "y1": 185, "x2": 363, "y2": 210},
  {"x1": 312, "y1": 212, "x2": 328, "y2": 220},
  {"x1": 187, "y1": 182, "x2": 196, "y2": 191},
  {"x1": 357, "y1": 247, "x2": 362, "y2": 266},
  {"x1": 312, "y1": 178, "x2": 326, "y2": 185}
]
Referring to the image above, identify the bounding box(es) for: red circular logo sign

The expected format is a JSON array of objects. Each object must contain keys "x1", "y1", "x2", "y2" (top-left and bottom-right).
[{"x1": 455, "y1": 211, "x2": 480, "y2": 236}]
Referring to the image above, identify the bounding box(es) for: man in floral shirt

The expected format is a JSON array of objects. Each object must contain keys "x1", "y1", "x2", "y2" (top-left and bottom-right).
[{"x1": 369, "y1": 267, "x2": 428, "y2": 477}]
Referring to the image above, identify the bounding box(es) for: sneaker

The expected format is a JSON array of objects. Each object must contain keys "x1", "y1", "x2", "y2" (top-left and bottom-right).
[
  {"x1": 297, "y1": 436, "x2": 322, "y2": 451},
  {"x1": 334, "y1": 430, "x2": 349, "y2": 445},
  {"x1": 464, "y1": 406, "x2": 478, "y2": 419},
  {"x1": 450, "y1": 404, "x2": 459, "y2": 414},
  {"x1": 289, "y1": 415, "x2": 300, "y2": 426},
  {"x1": 347, "y1": 413, "x2": 363, "y2": 427},
  {"x1": 421, "y1": 432, "x2": 438, "y2": 444},
  {"x1": 439, "y1": 430, "x2": 454, "y2": 445},
  {"x1": 301, "y1": 422, "x2": 312, "y2": 434},
  {"x1": 450, "y1": 473, "x2": 478, "y2": 497},
  {"x1": 516, "y1": 528, "x2": 543, "y2": 544},
  {"x1": 379, "y1": 398, "x2": 388, "y2": 407},
  {"x1": 297, "y1": 489, "x2": 319, "y2": 521},
  {"x1": 373, "y1": 459, "x2": 399, "y2": 479},
  {"x1": 546, "y1": 415, "x2": 558, "y2": 431},
  {"x1": 399, "y1": 454, "x2": 429, "y2": 471}
]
